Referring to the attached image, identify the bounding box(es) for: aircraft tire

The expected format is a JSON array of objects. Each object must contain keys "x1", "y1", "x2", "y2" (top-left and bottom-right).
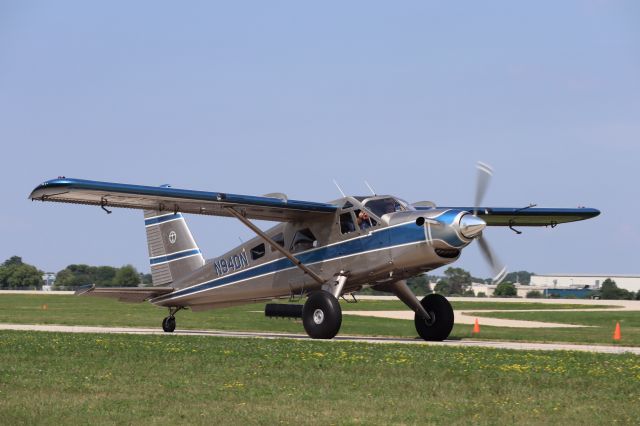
[
  {"x1": 302, "y1": 291, "x2": 342, "y2": 339},
  {"x1": 414, "y1": 294, "x2": 454, "y2": 341},
  {"x1": 162, "y1": 316, "x2": 176, "y2": 333}
]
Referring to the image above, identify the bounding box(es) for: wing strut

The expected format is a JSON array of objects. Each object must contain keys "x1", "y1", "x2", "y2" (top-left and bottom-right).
[{"x1": 224, "y1": 207, "x2": 325, "y2": 286}]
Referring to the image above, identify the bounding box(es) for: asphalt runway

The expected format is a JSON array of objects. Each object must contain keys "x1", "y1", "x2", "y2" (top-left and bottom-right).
[{"x1": 1, "y1": 323, "x2": 638, "y2": 355}]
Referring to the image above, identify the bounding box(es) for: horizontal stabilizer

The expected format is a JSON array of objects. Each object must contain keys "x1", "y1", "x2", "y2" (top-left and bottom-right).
[
  {"x1": 75, "y1": 284, "x2": 174, "y2": 303},
  {"x1": 29, "y1": 178, "x2": 337, "y2": 222}
]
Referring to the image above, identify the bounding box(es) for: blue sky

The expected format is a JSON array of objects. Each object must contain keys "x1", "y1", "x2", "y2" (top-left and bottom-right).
[{"x1": 1, "y1": 1, "x2": 638, "y2": 278}]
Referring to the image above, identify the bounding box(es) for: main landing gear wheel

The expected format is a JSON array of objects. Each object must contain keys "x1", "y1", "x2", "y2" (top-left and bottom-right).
[
  {"x1": 302, "y1": 291, "x2": 342, "y2": 339},
  {"x1": 162, "y1": 316, "x2": 176, "y2": 333},
  {"x1": 414, "y1": 294, "x2": 454, "y2": 341}
]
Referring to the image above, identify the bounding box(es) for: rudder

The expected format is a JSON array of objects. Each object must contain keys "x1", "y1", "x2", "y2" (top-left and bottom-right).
[{"x1": 144, "y1": 210, "x2": 205, "y2": 286}]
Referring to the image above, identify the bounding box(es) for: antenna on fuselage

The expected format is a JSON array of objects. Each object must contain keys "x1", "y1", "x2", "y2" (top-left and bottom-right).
[
  {"x1": 333, "y1": 179, "x2": 346, "y2": 198},
  {"x1": 364, "y1": 180, "x2": 377, "y2": 196}
]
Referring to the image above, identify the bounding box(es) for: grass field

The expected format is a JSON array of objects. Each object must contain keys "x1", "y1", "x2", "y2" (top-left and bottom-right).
[
  {"x1": 331, "y1": 300, "x2": 617, "y2": 311},
  {"x1": 469, "y1": 310, "x2": 640, "y2": 346},
  {"x1": 1, "y1": 330, "x2": 638, "y2": 425},
  {"x1": 0, "y1": 294, "x2": 637, "y2": 346}
]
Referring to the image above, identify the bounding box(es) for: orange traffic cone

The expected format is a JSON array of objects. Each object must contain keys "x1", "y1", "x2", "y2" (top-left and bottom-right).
[
  {"x1": 473, "y1": 318, "x2": 480, "y2": 334},
  {"x1": 613, "y1": 322, "x2": 621, "y2": 341}
]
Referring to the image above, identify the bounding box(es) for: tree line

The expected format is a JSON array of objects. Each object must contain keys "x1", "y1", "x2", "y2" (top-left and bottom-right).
[
  {"x1": 1, "y1": 255, "x2": 638, "y2": 300},
  {"x1": 0, "y1": 256, "x2": 151, "y2": 290},
  {"x1": 54, "y1": 264, "x2": 152, "y2": 289},
  {"x1": 0, "y1": 256, "x2": 42, "y2": 289}
]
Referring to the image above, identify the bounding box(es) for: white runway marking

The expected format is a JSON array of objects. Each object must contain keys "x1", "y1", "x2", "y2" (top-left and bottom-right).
[{"x1": 0, "y1": 323, "x2": 638, "y2": 355}]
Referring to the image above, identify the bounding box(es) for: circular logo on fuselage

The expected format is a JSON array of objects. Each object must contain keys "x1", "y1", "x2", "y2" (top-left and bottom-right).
[{"x1": 168, "y1": 231, "x2": 177, "y2": 244}]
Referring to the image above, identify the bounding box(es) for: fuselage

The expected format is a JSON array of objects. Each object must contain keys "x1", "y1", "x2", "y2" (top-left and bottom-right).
[{"x1": 149, "y1": 195, "x2": 476, "y2": 310}]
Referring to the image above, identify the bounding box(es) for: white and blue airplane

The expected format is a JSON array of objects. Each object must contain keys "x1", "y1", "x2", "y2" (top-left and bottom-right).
[{"x1": 29, "y1": 163, "x2": 599, "y2": 340}]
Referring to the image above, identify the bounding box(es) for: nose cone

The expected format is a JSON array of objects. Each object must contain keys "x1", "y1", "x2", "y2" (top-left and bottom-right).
[{"x1": 459, "y1": 214, "x2": 486, "y2": 239}]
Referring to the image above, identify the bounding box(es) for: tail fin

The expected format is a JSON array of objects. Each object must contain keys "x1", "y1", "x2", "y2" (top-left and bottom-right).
[{"x1": 144, "y1": 210, "x2": 205, "y2": 286}]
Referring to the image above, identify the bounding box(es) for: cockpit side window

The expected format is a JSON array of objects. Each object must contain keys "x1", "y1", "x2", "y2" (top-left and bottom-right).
[
  {"x1": 250, "y1": 243, "x2": 265, "y2": 260},
  {"x1": 290, "y1": 228, "x2": 317, "y2": 252},
  {"x1": 364, "y1": 198, "x2": 406, "y2": 218},
  {"x1": 339, "y1": 212, "x2": 356, "y2": 234}
]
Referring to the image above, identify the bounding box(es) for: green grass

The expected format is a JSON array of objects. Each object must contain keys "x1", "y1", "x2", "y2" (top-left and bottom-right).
[
  {"x1": 453, "y1": 324, "x2": 640, "y2": 346},
  {"x1": 468, "y1": 310, "x2": 640, "y2": 346},
  {"x1": 0, "y1": 294, "x2": 413, "y2": 336},
  {"x1": 0, "y1": 294, "x2": 637, "y2": 346},
  {"x1": 0, "y1": 330, "x2": 638, "y2": 425},
  {"x1": 471, "y1": 310, "x2": 639, "y2": 326}
]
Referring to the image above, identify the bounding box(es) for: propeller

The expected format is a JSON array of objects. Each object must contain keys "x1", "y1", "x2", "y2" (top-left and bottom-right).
[
  {"x1": 473, "y1": 162, "x2": 508, "y2": 284},
  {"x1": 477, "y1": 234, "x2": 508, "y2": 284},
  {"x1": 474, "y1": 161, "x2": 493, "y2": 216}
]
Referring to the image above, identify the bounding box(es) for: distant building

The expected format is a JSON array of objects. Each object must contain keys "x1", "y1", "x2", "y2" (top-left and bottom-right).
[
  {"x1": 469, "y1": 274, "x2": 640, "y2": 298},
  {"x1": 470, "y1": 283, "x2": 551, "y2": 298},
  {"x1": 542, "y1": 288, "x2": 594, "y2": 299},
  {"x1": 530, "y1": 274, "x2": 640, "y2": 293},
  {"x1": 42, "y1": 272, "x2": 56, "y2": 291}
]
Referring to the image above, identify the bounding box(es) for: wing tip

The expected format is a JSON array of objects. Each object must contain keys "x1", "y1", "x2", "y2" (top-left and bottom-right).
[
  {"x1": 28, "y1": 177, "x2": 75, "y2": 200},
  {"x1": 575, "y1": 207, "x2": 600, "y2": 221},
  {"x1": 74, "y1": 284, "x2": 95, "y2": 296}
]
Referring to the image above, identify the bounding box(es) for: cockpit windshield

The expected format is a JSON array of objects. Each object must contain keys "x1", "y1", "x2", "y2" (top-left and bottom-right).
[{"x1": 363, "y1": 197, "x2": 407, "y2": 218}]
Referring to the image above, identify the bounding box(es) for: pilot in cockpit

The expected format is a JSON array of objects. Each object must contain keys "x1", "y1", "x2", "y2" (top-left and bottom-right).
[{"x1": 357, "y1": 210, "x2": 372, "y2": 230}]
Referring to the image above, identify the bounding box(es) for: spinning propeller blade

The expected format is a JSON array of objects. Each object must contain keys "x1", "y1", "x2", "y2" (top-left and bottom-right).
[
  {"x1": 473, "y1": 162, "x2": 508, "y2": 284},
  {"x1": 477, "y1": 234, "x2": 508, "y2": 284},
  {"x1": 474, "y1": 162, "x2": 493, "y2": 216}
]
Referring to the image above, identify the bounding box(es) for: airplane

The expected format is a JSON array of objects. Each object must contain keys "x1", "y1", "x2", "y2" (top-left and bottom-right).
[{"x1": 29, "y1": 163, "x2": 599, "y2": 341}]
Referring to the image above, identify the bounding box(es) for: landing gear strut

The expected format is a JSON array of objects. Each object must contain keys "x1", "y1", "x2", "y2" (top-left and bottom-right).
[
  {"x1": 373, "y1": 279, "x2": 451, "y2": 340},
  {"x1": 162, "y1": 307, "x2": 182, "y2": 333},
  {"x1": 302, "y1": 291, "x2": 342, "y2": 339}
]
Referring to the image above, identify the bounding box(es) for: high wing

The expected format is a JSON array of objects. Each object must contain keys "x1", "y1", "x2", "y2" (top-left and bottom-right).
[
  {"x1": 29, "y1": 178, "x2": 337, "y2": 222},
  {"x1": 75, "y1": 284, "x2": 175, "y2": 303},
  {"x1": 416, "y1": 206, "x2": 600, "y2": 227}
]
